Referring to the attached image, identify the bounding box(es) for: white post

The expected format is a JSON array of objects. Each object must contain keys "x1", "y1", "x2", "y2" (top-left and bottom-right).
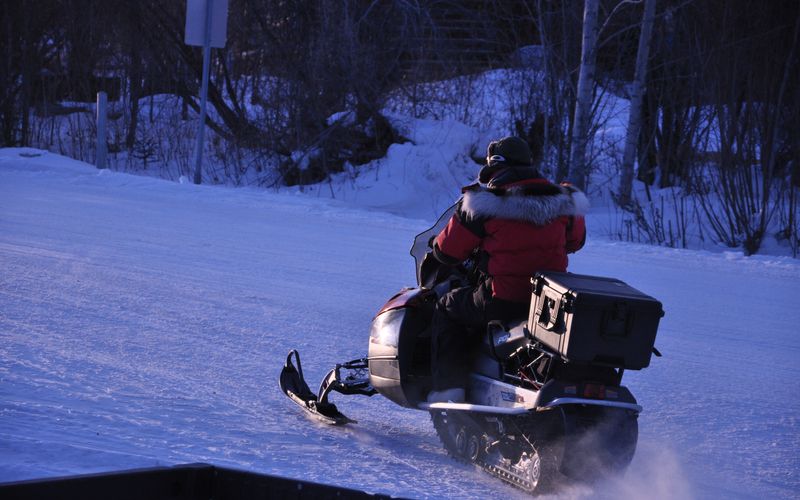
[
  {"x1": 96, "y1": 91, "x2": 108, "y2": 170},
  {"x1": 192, "y1": 0, "x2": 214, "y2": 185}
]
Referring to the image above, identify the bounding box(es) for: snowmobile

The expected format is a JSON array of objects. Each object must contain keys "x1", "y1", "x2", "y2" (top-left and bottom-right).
[{"x1": 280, "y1": 205, "x2": 664, "y2": 493}]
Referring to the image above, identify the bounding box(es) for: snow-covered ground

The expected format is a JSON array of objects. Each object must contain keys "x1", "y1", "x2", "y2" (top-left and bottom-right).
[{"x1": 1, "y1": 148, "x2": 798, "y2": 499}]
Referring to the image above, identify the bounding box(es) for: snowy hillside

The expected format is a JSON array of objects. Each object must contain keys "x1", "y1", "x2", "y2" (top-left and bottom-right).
[{"x1": 1, "y1": 149, "x2": 798, "y2": 499}]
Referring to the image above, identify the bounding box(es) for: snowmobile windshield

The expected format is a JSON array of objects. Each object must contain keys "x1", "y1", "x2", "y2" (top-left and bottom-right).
[{"x1": 410, "y1": 202, "x2": 458, "y2": 286}]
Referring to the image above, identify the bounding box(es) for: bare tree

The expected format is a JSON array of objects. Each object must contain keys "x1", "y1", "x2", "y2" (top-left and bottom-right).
[
  {"x1": 533, "y1": 0, "x2": 583, "y2": 182},
  {"x1": 1, "y1": 1, "x2": 64, "y2": 146},
  {"x1": 568, "y1": 0, "x2": 600, "y2": 190},
  {"x1": 618, "y1": 0, "x2": 656, "y2": 206},
  {"x1": 691, "y1": 0, "x2": 799, "y2": 255}
]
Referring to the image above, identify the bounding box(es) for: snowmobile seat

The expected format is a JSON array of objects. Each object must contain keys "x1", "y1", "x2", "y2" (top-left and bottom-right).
[
  {"x1": 470, "y1": 318, "x2": 528, "y2": 379},
  {"x1": 484, "y1": 318, "x2": 530, "y2": 360}
]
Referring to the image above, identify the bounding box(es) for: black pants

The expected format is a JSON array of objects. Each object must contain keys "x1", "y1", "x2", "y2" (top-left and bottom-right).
[{"x1": 430, "y1": 280, "x2": 528, "y2": 391}]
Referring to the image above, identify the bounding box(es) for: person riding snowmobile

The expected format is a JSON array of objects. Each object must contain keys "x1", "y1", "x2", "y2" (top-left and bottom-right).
[{"x1": 427, "y1": 136, "x2": 589, "y2": 403}]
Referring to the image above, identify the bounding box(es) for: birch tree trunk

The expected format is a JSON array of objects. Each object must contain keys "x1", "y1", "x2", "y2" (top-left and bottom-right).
[
  {"x1": 619, "y1": 0, "x2": 657, "y2": 206},
  {"x1": 568, "y1": 0, "x2": 600, "y2": 190},
  {"x1": 536, "y1": 0, "x2": 550, "y2": 170}
]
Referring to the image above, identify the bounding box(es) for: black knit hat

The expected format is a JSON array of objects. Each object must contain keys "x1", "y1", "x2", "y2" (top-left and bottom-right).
[
  {"x1": 480, "y1": 136, "x2": 533, "y2": 183},
  {"x1": 487, "y1": 136, "x2": 532, "y2": 166}
]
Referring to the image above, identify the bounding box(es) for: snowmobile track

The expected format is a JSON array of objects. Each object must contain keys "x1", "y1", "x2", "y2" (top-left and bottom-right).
[{"x1": 429, "y1": 410, "x2": 558, "y2": 494}]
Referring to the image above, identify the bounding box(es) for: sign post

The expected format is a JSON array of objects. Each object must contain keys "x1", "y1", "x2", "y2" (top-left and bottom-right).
[{"x1": 185, "y1": 0, "x2": 228, "y2": 185}]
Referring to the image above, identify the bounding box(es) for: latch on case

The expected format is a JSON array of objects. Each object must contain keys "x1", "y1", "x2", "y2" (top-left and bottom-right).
[{"x1": 538, "y1": 293, "x2": 565, "y2": 333}]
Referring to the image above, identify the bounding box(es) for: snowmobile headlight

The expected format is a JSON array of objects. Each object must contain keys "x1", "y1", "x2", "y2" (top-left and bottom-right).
[{"x1": 369, "y1": 309, "x2": 404, "y2": 348}]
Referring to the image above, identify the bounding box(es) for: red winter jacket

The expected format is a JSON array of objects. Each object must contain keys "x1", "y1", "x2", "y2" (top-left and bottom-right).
[{"x1": 433, "y1": 168, "x2": 588, "y2": 303}]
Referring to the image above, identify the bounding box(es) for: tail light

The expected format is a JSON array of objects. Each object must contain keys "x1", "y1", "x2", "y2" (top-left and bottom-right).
[{"x1": 583, "y1": 383, "x2": 606, "y2": 399}]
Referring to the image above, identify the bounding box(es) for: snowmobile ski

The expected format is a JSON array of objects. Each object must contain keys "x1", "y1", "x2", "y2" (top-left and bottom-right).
[
  {"x1": 279, "y1": 350, "x2": 353, "y2": 425},
  {"x1": 279, "y1": 350, "x2": 376, "y2": 425}
]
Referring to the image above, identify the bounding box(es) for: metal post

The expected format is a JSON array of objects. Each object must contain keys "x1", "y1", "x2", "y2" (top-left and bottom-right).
[
  {"x1": 192, "y1": 0, "x2": 213, "y2": 185},
  {"x1": 96, "y1": 91, "x2": 108, "y2": 169}
]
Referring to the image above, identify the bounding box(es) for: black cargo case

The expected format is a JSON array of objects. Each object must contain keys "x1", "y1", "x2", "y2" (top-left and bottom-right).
[
  {"x1": 529, "y1": 272, "x2": 663, "y2": 369},
  {"x1": 0, "y1": 463, "x2": 393, "y2": 500}
]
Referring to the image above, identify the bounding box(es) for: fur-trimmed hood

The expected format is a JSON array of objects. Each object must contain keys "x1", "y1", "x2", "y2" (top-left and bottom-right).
[{"x1": 461, "y1": 183, "x2": 590, "y2": 226}]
